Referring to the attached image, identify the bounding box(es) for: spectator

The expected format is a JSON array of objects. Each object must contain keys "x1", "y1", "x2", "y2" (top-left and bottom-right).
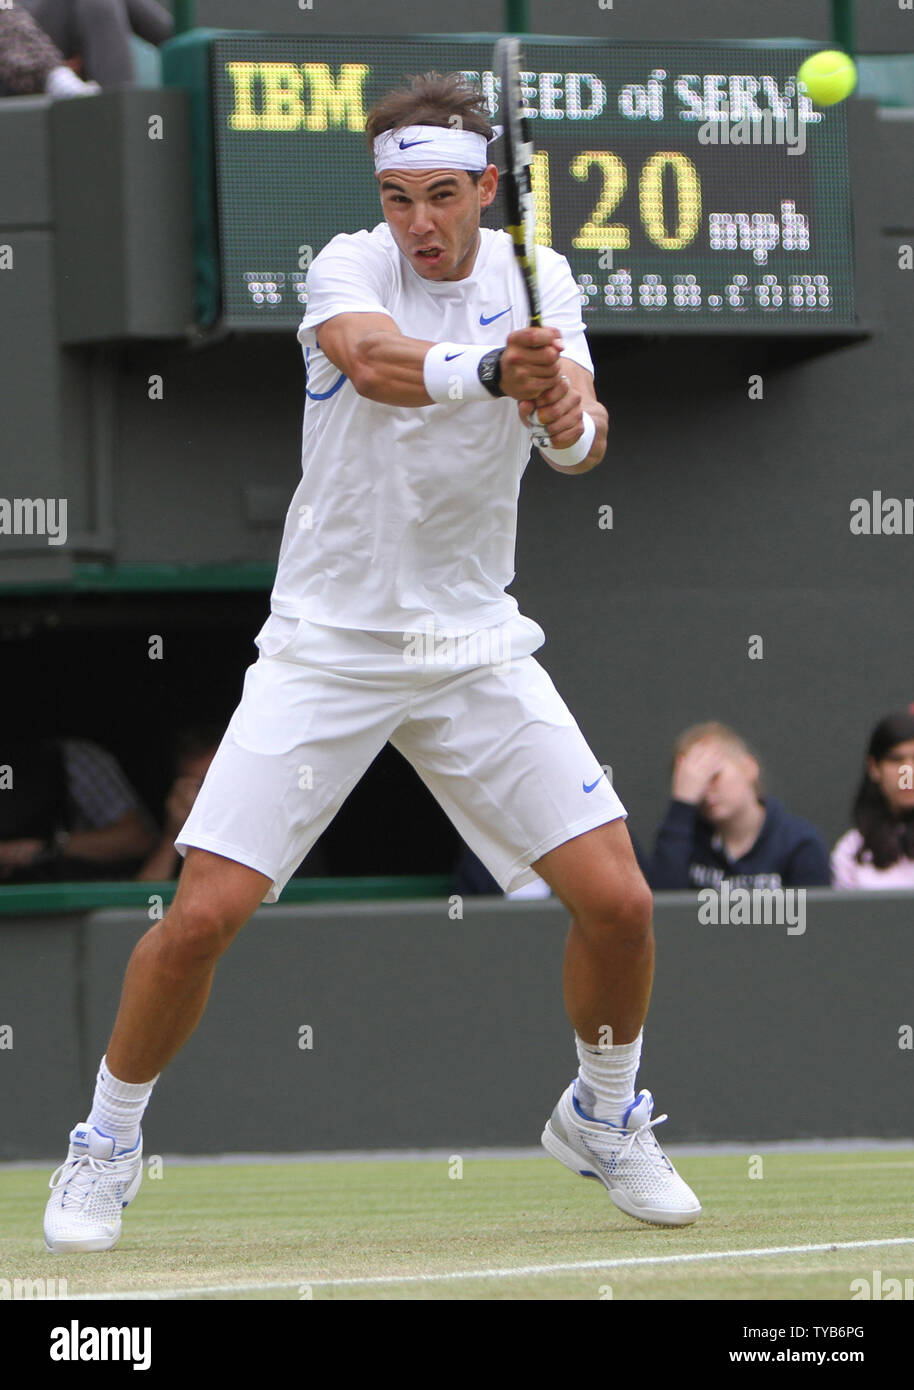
[
  {"x1": 646, "y1": 721, "x2": 830, "y2": 891},
  {"x1": 0, "y1": 735, "x2": 156, "y2": 881},
  {"x1": 137, "y1": 722, "x2": 335, "y2": 884},
  {"x1": 0, "y1": 3, "x2": 99, "y2": 97},
  {"x1": 18, "y1": 0, "x2": 173, "y2": 88},
  {"x1": 831, "y1": 708, "x2": 914, "y2": 889},
  {"x1": 136, "y1": 725, "x2": 220, "y2": 882}
]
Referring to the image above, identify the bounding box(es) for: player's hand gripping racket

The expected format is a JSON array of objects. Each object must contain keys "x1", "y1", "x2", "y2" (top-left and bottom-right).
[{"x1": 495, "y1": 35, "x2": 553, "y2": 450}]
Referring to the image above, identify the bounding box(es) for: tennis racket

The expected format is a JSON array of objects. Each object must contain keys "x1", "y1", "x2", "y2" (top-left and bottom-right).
[{"x1": 495, "y1": 35, "x2": 552, "y2": 449}]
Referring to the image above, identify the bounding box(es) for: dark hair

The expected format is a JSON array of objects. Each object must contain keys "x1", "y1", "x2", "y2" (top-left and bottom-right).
[
  {"x1": 173, "y1": 723, "x2": 223, "y2": 770},
  {"x1": 365, "y1": 71, "x2": 493, "y2": 184},
  {"x1": 852, "y1": 708, "x2": 914, "y2": 867}
]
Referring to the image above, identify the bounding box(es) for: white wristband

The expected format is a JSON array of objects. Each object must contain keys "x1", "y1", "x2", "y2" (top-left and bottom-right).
[
  {"x1": 423, "y1": 343, "x2": 493, "y2": 404},
  {"x1": 538, "y1": 411, "x2": 597, "y2": 467}
]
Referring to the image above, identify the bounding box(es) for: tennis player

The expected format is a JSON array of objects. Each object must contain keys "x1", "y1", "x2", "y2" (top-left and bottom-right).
[{"x1": 44, "y1": 72, "x2": 700, "y2": 1251}]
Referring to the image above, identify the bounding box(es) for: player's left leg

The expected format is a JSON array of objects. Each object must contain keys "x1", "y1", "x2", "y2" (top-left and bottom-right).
[
  {"x1": 532, "y1": 818, "x2": 653, "y2": 1047},
  {"x1": 392, "y1": 641, "x2": 700, "y2": 1225},
  {"x1": 531, "y1": 821, "x2": 699, "y2": 1224}
]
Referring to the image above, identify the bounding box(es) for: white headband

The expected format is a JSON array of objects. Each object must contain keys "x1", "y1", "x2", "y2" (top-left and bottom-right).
[{"x1": 373, "y1": 124, "x2": 495, "y2": 173}]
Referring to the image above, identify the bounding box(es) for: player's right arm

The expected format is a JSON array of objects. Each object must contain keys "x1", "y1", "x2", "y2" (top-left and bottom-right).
[
  {"x1": 315, "y1": 313, "x2": 433, "y2": 406},
  {"x1": 315, "y1": 313, "x2": 564, "y2": 407}
]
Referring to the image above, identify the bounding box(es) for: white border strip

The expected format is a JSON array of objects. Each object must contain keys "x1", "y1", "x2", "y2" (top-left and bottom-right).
[
  {"x1": 62, "y1": 1237, "x2": 914, "y2": 1299},
  {"x1": 6, "y1": 1139, "x2": 914, "y2": 1171}
]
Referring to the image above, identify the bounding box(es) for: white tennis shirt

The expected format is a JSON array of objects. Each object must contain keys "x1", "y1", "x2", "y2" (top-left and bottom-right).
[{"x1": 270, "y1": 221, "x2": 594, "y2": 634}]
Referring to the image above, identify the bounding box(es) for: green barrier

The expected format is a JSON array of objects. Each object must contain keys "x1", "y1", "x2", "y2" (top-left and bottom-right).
[
  {"x1": 0, "y1": 562, "x2": 276, "y2": 596},
  {"x1": 0, "y1": 877, "x2": 455, "y2": 917},
  {"x1": 160, "y1": 28, "x2": 235, "y2": 327},
  {"x1": 68, "y1": 562, "x2": 275, "y2": 593},
  {"x1": 831, "y1": 0, "x2": 856, "y2": 56},
  {"x1": 173, "y1": 0, "x2": 196, "y2": 35}
]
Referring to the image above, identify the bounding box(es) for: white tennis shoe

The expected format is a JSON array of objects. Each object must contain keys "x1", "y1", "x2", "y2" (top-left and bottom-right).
[
  {"x1": 44, "y1": 1123, "x2": 143, "y2": 1252},
  {"x1": 542, "y1": 1082, "x2": 701, "y2": 1226}
]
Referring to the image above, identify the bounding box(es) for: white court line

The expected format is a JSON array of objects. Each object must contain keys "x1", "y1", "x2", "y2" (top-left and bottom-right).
[{"x1": 63, "y1": 1236, "x2": 914, "y2": 1299}]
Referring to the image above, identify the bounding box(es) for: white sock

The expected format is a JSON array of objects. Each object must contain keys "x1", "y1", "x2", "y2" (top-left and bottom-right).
[
  {"x1": 574, "y1": 1029, "x2": 643, "y2": 1124},
  {"x1": 45, "y1": 65, "x2": 100, "y2": 98},
  {"x1": 86, "y1": 1055, "x2": 158, "y2": 1153}
]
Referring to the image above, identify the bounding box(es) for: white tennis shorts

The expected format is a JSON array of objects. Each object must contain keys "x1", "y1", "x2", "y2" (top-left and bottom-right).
[{"x1": 176, "y1": 611, "x2": 627, "y2": 901}]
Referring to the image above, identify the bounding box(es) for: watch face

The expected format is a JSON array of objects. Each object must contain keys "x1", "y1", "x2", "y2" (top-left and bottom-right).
[{"x1": 480, "y1": 352, "x2": 502, "y2": 394}]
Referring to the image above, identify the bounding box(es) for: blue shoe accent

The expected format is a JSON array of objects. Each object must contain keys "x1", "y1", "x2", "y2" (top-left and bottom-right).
[
  {"x1": 622, "y1": 1092, "x2": 652, "y2": 1129},
  {"x1": 571, "y1": 1081, "x2": 623, "y2": 1130}
]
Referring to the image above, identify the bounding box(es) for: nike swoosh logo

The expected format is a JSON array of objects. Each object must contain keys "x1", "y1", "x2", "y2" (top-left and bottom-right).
[
  {"x1": 583, "y1": 774, "x2": 605, "y2": 793},
  {"x1": 444, "y1": 351, "x2": 464, "y2": 361},
  {"x1": 479, "y1": 307, "x2": 512, "y2": 325},
  {"x1": 399, "y1": 137, "x2": 433, "y2": 149}
]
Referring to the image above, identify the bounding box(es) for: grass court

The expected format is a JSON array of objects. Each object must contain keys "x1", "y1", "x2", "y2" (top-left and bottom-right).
[{"x1": 2, "y1": 1148, "x2": 912, "y2": 1301}]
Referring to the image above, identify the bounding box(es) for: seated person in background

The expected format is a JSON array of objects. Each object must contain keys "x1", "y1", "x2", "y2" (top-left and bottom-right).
[
  {"x1": 0, "y1": 3, "x2": 99, "y2": 97},
  {"x1": 136, "y1": 724, "x2": 334, "y2": 884},
  {"x1": 831, "y1": 707, "x2": 914, "y2": 889},
  {"x1": 136, "y1": 725, "x2": 221, "y2": 882},
  {"x1": 18, "y1": 0, "x2": 173, "y2": 88},
  {"x1": 646, "y1": 721, "x2": 831, "y2": 891},
  {"x1": 0, "y1": 736, "x2": 156, "y2": 881}
]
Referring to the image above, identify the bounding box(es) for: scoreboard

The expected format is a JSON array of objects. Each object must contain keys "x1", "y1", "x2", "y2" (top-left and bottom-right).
[{"x1": 207, "y1": 34, "x2": 857, "y2": 333}]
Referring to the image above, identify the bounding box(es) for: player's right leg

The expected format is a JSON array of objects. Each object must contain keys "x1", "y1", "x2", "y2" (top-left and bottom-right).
[
  {"x1": 44, "y1": 848, "x2": 270, "y2": 1253},
  {"x1": 106, "y1": 847, "x2": 272, "y2": 1082},
  {"x1": 44, "y1": 616, "x2": 411, "y2": 1253}
]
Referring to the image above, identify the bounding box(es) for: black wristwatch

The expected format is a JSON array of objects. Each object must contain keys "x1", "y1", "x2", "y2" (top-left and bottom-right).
[{"x1": 477, "y1": 348, "x2": 506, "y2": 398}]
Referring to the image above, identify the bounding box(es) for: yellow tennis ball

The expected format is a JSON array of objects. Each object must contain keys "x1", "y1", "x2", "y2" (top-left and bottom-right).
[{"x1": 797, "y1": 50, "x2": 857, "y2": 107}]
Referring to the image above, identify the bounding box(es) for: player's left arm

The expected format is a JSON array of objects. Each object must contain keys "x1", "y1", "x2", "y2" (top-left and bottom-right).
[
  {"x1": 517, "y1": 360, "x2": 608, "y2": 475},
  {"x1": 516, "y1": 248, "x2": 608, "y2": 474}
]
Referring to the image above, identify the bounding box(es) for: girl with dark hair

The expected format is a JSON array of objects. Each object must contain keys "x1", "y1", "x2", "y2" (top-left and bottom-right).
[{"x1": 831, "y1": 708, "x2": 914, "y2": 888}]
